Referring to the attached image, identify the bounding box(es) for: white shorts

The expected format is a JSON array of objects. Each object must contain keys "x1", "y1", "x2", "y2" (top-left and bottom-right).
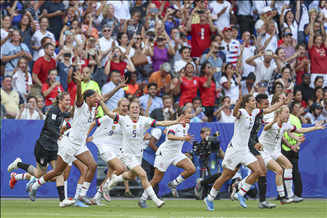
[
  {"x1": 100, "y1": 148, "x2": 121, "y2": 163},
  {"x1": 222, "y1": 145, "x2": 257, "y2": 171},
  {"x1": 260, "y1": 149, "x2": 283, "y2": 168},
  {"x1": 120, "y1": 154, "x2": 142, "y2": 171},
  {"x1": 58, "y1": 137, "x2": 89, "y2": 164},
  {"x1": 154, "y1": 153, "x2": 187, "y2": 172},
  {"x1": 68, "y1": 156, "x2": 77, "y2": 167}
]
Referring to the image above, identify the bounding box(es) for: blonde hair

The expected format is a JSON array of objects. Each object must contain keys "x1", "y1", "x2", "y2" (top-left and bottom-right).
[
  {"x1": 275, "y1": 105, "x2": 289, "y2": 116},
  {"x1": 111, "y1": 47, "x2": 125, "y2": 62},
  {"x1": 309, "y1": 8, "x2": 318, "y2": 17},
  {"x1": 146, "y1": 3, "x2": 159, "y2": 23},
  {"x1": 112, "y1": 98, "x2": 129, "y2": 115},
  {"x1": 17, "y1": 57, "x2": 29, "y2": 81},
  {"x1": 102, "y1": 4, "x2": 114, "y2": 18},
  {"x1": 52, "y1": 91, "x2": 69, "y2": 106}
]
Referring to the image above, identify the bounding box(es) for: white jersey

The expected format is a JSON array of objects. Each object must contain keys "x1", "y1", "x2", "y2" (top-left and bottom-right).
[
  {"x1": 69, "y1": 102, "x2": 97, "y2": 145},
  {"x1": 259, "y1": 118, "x2": 296, "y2": 153},
  {"x1": 92, "y1": 115, "x2": 122, "y2": 154},
  {"x1": 156, "y1": 124, "x2": 190, "y2": 159},
  {"x1": 230, "y1": 108, "x2": 263, "y2": 151},
  {"x1": 116, "y1": 115, "x2": 156, "y2": 157}
]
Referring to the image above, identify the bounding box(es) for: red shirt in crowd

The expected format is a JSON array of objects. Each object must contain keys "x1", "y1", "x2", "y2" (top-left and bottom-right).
[
  {"x1": 199, "y1": 76, "x2": 216, "y2": 107},
  {"x1": 105, "y1": 61, "x2": 128, "y2": 82},
  {"x1": 32, "y1": 57, "x2": 56, "y2": 84},
  {"x1": 189, "y1": 23, "x2": 213, "y2": 57},
  {"x1": 68, "y1": 80, "x2": 77, "y2": 106},
  {"x1": 42, "y1": 83, "x2": 64, "y2": 106},
  {"x1": 296, "y1": 56, "x2": 308, "y2": 85},
  {"x1": 308, "y1": 45, "x2": 327, "y2": 75},
  {"x1": 179, "y1": 76, "x2": 200, "y2": 106}
]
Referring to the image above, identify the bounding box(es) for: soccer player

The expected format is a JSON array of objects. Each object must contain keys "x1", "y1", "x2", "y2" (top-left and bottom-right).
[
  {"x1": 7, "y1": 91, "x2": 76, "y2": 207},
  {"x1": 98, "y1": 99, "x2": 189, "y2": 208},
  {"x1": 86, "y1": 98, "x2": 129, "y2": 205},
  {"x1": 258, "y1": 106, "x2": 325, "y2": 204},
  {"x1": 28, "y1": 70, "x2": 100, "y2": 205},
  {"x1": 203, "y1": 91, "x2": 293, "y2": 210},
  {"x1": 138, "y1": 106, "x2": 195, "y2": 208}
]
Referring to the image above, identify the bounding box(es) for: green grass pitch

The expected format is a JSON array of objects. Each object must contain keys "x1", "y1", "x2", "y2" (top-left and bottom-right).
[{"x1": 1, "y1": 199, "x2": 326, "y2": 218}]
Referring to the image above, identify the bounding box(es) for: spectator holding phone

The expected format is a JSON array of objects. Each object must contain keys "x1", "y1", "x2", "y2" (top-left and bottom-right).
[
  {"x1": 98, "y1": 24, "x2": 119, "y2": 67},
  {"x1": 163, "y1": 7, "x2": 180, "y2": 36},
  {"x1": 63, "y1": 6, "x2": 78, "y2": 27},
  {"x1": 152, "y1": 33, "x2": 175, "y2": 72},
  {"x1": 42, "y1": 0, "x2": 65, "y2": 40},
  {"x1": 220, "y1": 63, "x2": 241, "y2": 103},
  {"x1": 0, "y1": 15, "x2": 12, "y2": 76},
  {"x1": 12, "y1": 57, "x2": 32, "y2": 102},
  {"x1": 308, "y1": 87, "x2": 324, "y2": 108},
  {"x1": 123, "y1": 10, "x2": 145, "y2": 40},
  {"x1": 56, "y1": 50, "x2": 72, "y2": 91},
  {"x1": 142, "y1": 3, "x2": 160, "y2": 31},
  {"x1": 191, "y1": 97, "x2": 207, "y2": 122},
  {"x1": 82, "y1": 12, "x2": 99, "y2": 39},
  {"x1": 41, "y1": 69, "x2": 64, "y2": 111},
  {"x1": 213, "y1": 96, "x2": 235, "y2": 123},
  {"x1": 174, "y1": 46, "x2": 196, "y2": 74},
  {"x1": 16, "y1": 96, "x2": 44, "y2": 120}
]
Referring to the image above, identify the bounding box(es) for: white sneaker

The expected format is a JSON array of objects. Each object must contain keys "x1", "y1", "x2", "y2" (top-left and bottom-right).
[
  {"x1": 91, "y1": 198, "x2": 105, "y2": 206},
  {"x1": 60, "y1": 198, "x2": 76, "y2": 207},
  {"x1": 101, "y1": 185, "x2": 111, "y2": 202},
  {"x1": 154, "y1": 199, "x2": 165, "y2": 208},
  {"x1": 7, "y1": 158, "x2": 22, "y2": 172},
  {"x1": 107, "y1": 174, "x2": 117, "y2": 191}
]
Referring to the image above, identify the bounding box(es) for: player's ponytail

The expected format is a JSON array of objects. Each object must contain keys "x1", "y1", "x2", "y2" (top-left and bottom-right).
[
  {"x1": 52, "y1": 91, "x2": 69, "y2": 106},
  {"x1": 240, "y1": 94, "x2": 253, "y2": 108}
]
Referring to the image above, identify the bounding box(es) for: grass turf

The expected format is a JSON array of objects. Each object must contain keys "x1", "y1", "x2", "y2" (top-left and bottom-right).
[{"x1": 1, "y1": 199, "x2": 326, "y2": 218}]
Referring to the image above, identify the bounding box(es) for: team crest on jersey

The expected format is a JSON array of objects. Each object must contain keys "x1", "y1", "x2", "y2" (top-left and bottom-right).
[
  {"x1": 193, "y1": 80, "x2": 197, "y2": 85},
  {"x1": 133, "y1": 125, "x2": 137, "y2": 129},
  {"x1": 183, "y1": 129, "x2": 186, "y2": 134},
  {"x1": 112, "y1": 126, "x2": 116, "y2": 130},
  {"x1": 250, "y1": 117, "x2": 252, "y2": 122},
  {"x1": 278, "y1": 129, "x2": 280, "y2": 133}
]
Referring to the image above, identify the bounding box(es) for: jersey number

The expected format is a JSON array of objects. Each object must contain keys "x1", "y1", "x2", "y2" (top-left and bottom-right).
[
  {"x1": 109, "y1": 130, "x2": 114, "y2": 136},
  {"x1": 132, "y1": 130, "x2": 136, "y2": 138}
]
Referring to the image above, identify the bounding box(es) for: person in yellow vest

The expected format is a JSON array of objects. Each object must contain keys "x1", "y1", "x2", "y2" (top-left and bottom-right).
[
  {"x1": 1, "y1": 75, "x2": 24, "y2": 119},
  {"x1": 282, "y1": 102, "x2": 304, "y2": 197}
]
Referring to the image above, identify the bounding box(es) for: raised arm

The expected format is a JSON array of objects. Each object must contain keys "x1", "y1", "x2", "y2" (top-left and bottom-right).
[
  {"x1": 74, "y1": 70, "x2": 83, "y2": 106},
  {"x1": 102, "y1": 76, "x2": 128, "y2": 102},
  {"x1": 233, "y1": 90, "x2": 242, "y2": 117},
  {"x1": 295, "y1": 121, "x2": 326, "y2": 134},
  {"x1": 263, "y1": 94, "x2": 294, "y2": 114},
  {"x1": 246, "y1": 51, "x2": 263, "y2": 66},
  {"x1": 264, "y1": 115, "x2": 277, "y2": 131},
  {"x1": 308, "y1": 20, "x2": 315, "y2": 49}
]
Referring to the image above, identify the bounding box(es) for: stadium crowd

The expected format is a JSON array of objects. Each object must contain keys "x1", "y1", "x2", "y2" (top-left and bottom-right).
[{"x1": 1, "y1": 0, "x2": 327, "y2": 124}]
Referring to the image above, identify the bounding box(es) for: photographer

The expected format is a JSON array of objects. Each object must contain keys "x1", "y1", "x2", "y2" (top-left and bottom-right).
[{"x1": 16, "y1": 96, "x2": 44, "y2": 120}]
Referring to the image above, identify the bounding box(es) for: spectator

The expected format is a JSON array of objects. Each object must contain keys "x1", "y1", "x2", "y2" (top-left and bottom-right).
[
  {"x1": 236, "y1": 1, "x2": 255, "y2": 35},
  {"x1": 36, "y1": 95, "x2": 45, "y2": 115},
  {"x1": 280, "y1": 3, "x2": 300, "y2": 42},
  {"x1": 1, "y1": 75, "x2": 23, "y2": 118},
  {"x1": 322, "y1": 90, "x2": 327, "y2": 119},
  {"x1": 174, "y1": 46, "x2": 196, "y2": 74},
  {"x1": 259, "y1": 21, "x2": 278, "y2": 52},
  {"x1": 1, "y1": 15, "x2": 12, "y2": 75},
  {"x1": 255, "y1": 7, "x2": 278, "y2": 35},
  {"x1": 287, "y1": 102, "x2": 308, "y2": 125},
  {"x1": 84, "y1": 1, "x2": 106, "y2": 34},
  {"x1": 296, "y1": 73, "x2": 315, "y2": 104},
  {"x1": 66, "y1": 60, "x2": 78, "y2": 105},
  {"x1": 308, "y1": 18, "x2": 327, "y2": 88},
  {"x1": 2, "y1": 29, "x2": 32, "y2": 75},
  {"x1": 294, "y1": 88, "x2": 308, "y2": 109},
  {"x1": 123, "y1": 10, "x2": 145, "y2": 40},
  {"x1": 304, "y1": 102, "x2": 325, "y2": 123},
  {"x1": 210, "y1": 0, "x2": 235, "y2": 31},
  {"x1": 41, "y1": 69, "x2": 64, "y2": 112},
  {"x1": 104, "y1": 46, "x2": 135, "y2": 79},
  {"x1": 199, "y1": 62, "x2": 216, "y2": 122},
  {"x1": 163, "y1": 7, "x2": 180, "y2": 36},
  {"x1": 220, "y1": 63, "x2": 241, "y2": 103},
  {"x1": 101, "y1": 4, "x2": 120, "y2": 38},
  {"x1": 187, "y1": 8, "x2": 216, "y2": 58},
  {"x1": 276, "y1": 66, "x2": 295, "y2": 93},
  {"x1": 143, "y1": 62, "x2": 172, "y2": 96},
  {"x1": 1, "y1": 102, "x2": 7, "y2": 119},
  {"x1": 295, "y1": 43, "x2": 310, "y2": 85},
  {"x1": 213, "y1": 96, "x2": 235, "y2": 123},
  {"x1": 12, "y1": 57, "x2": 32, "y2": 102},
  {"x1": 308, "y1": 87, "x2": 324, "y2": 107},
  {"x1": 82, "y1": 12, "x2": 99, "y2": 39},
  {"x1": 140, "y1": 83, "x2": 163, "y2": 115},
  {"x1": 16, "y1": 96, "x2": 44, "y2": 120},
  {"x1": 240, "y1": 72, "x2": 256, "y2": 95},
  {"x1": 314, "y1": 76, "x2": 324, "y2": 88},
  {"x1": 221, "y1": 26, "x2": 241, "y2": 66},
  {"x1": 101, "y1": 70, "x2": 125, "y2": 111},
  {"x1": 296, "y1": 1, "x2": 310, "y2": 44},
  {"x1": 117, "y1": 32, "x2": 135, "y2": 63},
  {"x1": 142, "y1": 3, "x2": 160, "y2": 31},
  {"x1": 59, "y1": 26, "x2": 79, "y2": 54},
  {"x1": 99, "y1": 24, "x2": 119, "y2": 67},
  {"x1": 268, "y1": 81, "x2": 284, "y2": 103},
  {"x1": 304, "y1": 9, "x2": 325, "y2": 42},
  {"x1": 83, "y1": 36, "x2": 100, "y2": 73},
  {"x1": 150, "y1": 95, "x2": 174, "y2": 121},
  {"x1": 125, "y1": 71, "x2": 144, "y2": 97},
  {"x1": 231, "y1": 25, "x2": 240, "y2": 43},
  {"x1": 32, "y1": 43, "x2": 56, "y2": 97},
  {"x1": 43, "y1": 0, "x2": 65, "y2": 40},
  {"x1": 191, "y1": 97, "x2": 207, "y2": 122},
  {"x1": 56, "y1": 50, "x2": 72, "y2": 91},
  {"x1": 152, "y1": 33, "x2": 175, "y2": 72},
  {"x1": 38, "y1": 37, "x2": 57, "y2": 59},
  {"x1": 240, "y1": 32, "x2": 255, "y2": 80},
  {"x1": 184, "y1": 102, "x2": 202, "y2": 123},
  {"x1": 5, "y1": 1, "x2": 23, "y2": 26},
  {"x1": 110, "y1": 1, "x2": 131, "y2": 21},
  {"x1": 130, "y1": 0, "x2": 148, "y2": 19},
  {"x1": 279, "y1": 31, "x2": 296, "y2": 63},
  {"x1": 63, "y1": 6, "x2": 78, "y2": 27},
  {"x1": 31, "y1": 17, "x2": 56, "y2": 62},
  {"x1": 250, "y1": 82, "x2": 269, "y2": 98}
]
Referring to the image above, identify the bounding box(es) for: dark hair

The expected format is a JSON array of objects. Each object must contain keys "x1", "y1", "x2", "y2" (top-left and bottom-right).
[
  {"x1": 240, "y1": 94, "x2": 253, "y2": 108},
  {"x1": 164, "y1": 7, "x2": 178, "y2": 27},
  {"x1": 275, "y1": 47, "x2": 284, "y2": 55},
  {"x1": 282, "y1": 65, "x2": 292, "y2": 74},
  {"x1": 222, "y1": 63, "x2": 238, "y2": 86},
  {"x1": 247, "y1": 72, "x2": 256, "y2": 81},
  {"x1": 44, "y1": 43, "x2": 54, "y2": 50},
  {"x1": 314, "y1": 76, "x2": 324, "y2": 86},
  {"x1": 222, "y1": 96, "x2": 231, "y2": 103},
  {"x1": 41, "y1": 37, "x2": 52, "y2": 46},
  {"x1": 255, "y1": 94, "x2": 268, "y2": 104},
  {"x1": 18, "y1": 14, "x2": 32, "y2": 34},
  {"x1": 117, "y1": 32, "x2": 127, "y2": 46},
  {"x1": 109, "y1": 70, "x2": 121, "y2": 78},
  {"x1": 309, "y1": 86, "x2": 323, "y2": 103},
  {"x1": 169, "y1": 106, "x2": 188, "y2": 120},
  {"x1": 65, "y1": 7, "x2": 78, "y2": 20},
  {"x1": 45, "y1": 69, "x2": 57, "y2": 87},
  {"x1": 179, "y1": 46, "x2": 190, "y2": 54},
  {"x1": 147, "y1": 82, "x2": 157, "y2": 90},
  {"x1": 27, "y1": 96, "x2": 37, "y2": 103},
  {"x1": 210, "y1": 34, "x2": 222, "y2": 42},
  {"x1": 125, "y1": 71, "x2": 137, "y2": 84},
  {"x1": 302, "y1": 73, "x2": 310, "y2": 79},
  {"x1": 270, "y1": 81, "x2": 284, "y2": 95},
  {"x1": 295, "y1": 43, "x2": 306, "y2": 50},
  {"x1": 200, "y1": 61, "x2": 216, "y2": 84},
  {"x1": 290, "y1": 101, "x2": 301, "y2": 112},
  {"x1": 283, "y1": 10, "x2": 295, "y2": 28},
  {"x1": 184, "y1": 62, "x2": 195, "y2": 71},
  {"x1": 192, "y1": 96, "x2": 202, "y2": 103},
  {"x1": 83, "y1": 12, "x2": 91, "y2": 21},
  {"x1": 170, "y1": 27, "x2": 179, "y2": 35}
]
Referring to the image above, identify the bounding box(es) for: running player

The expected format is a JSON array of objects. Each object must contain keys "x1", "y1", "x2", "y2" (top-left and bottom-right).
[
  {"x1": 258, "y1": 106, "x2": 326, "y2": 204},
  {"x1": 7, "y1": 91, "x2": 75, "y2": 207},
  {"x1": 98, "y1": 99, "x2": 189, "y2": 208},
  {"x1": 28, "y1": 70, "x2": 100, "y2": 205},
  {"x1": 203, "y1": 91, "x2": 294, "y2": 210},
  {"x1": 138, "y1": 106, "x2": 195, "y2": 208}
]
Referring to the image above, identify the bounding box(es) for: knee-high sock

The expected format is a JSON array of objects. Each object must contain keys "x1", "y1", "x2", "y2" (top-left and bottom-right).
[
  {"x1": 277, "y1": 185, "x2": 285, "y2": 197},
  {"x1": 64, "y1": 180, "x2": 68, "y2": 199},
  {"x1": 17, "y1": 162, "x2": 31, "y2": 172},
  {"x1": 74, "y1": 184, "x2": 83, "y2": 199},
  {"x1": 284, "y1": 169, "x2": 294, "y2": 197},
  {"x1": 258, "y1": 176, "x2": 267, "y2": 202},
  {"x1": 94, "y1": 186, "x2": 103, "y2": 199},
  {"x1": 14, "y1": 173, "x2": 27, "y2": 180},
  {"x1": 32, "y1": 177, "x2": 47, "y2": 190},
  {"x1": 141, "y1": 190, "x2": 148, "y2": 201},
  {"x1": 114, "y1": 175, "x2": 126, "y2": 183},
  {"x1": 80, "y1": 182, "x2": 91, "y2": 196},
  {"x1": 172, "y1": 174, "x2": 185, "y2": 186},
  {"x1": 238, "y1": 182, "x2": 252, "y2": 196},
  {"x1": 207, "y1": 188, "x2": 219, "y2": 202},
  {"x1": 144, "y1": 186, "x2": 159, "y2": 202},
  {"x1": 57, "y1": 186, "x2": 65, "y2": 202}
]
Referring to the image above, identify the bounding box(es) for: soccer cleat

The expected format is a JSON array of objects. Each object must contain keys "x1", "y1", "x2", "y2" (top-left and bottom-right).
[
  {"x1": 290, "y1": 195, "x2": 303, "y2": 203},
  {"x1": 9, "y1": 172, "x2": 18, "y2": 189},
  {"x1": 25, "y1": 176, "x2": 36, "y2": 192},
  {"x1": 280, "y1": 196, "x2": 294, "y2": 204},
  {"x1": 138, "y1": 199, "x2": 148, "y2": 208},
  {"x1": 258, "y1": 201, "x2": 277, "y2": 209},
  {"x1": 7, "y1": 158, "x2": 22, "y2": 172},
  {"x1": 230, "y1": 181, "x2": 239, "y2": 201},
  {"x1": 234, "y1": 193, "x2": 247, "y2": 208},
  {"x1": 101, "y1": 185, "x2": 111, "y2": 202},
  {"x1": 78, "y1": 194, "x2": 93, "y2": 205},
  {"x1": 59, "y1": 198, "x2": 76, "y2": 207},
  {"x1": 91, "y1": 198, "x2": 105, "y2": 206},
  {"x1": 154, "y1": 198, "x2": 165, "y2": 208},
  {"x1": 204, "y1": 196, "x2": 214, "y2": 211},
  {"x1": 124, "y1": 190, "x2": 135, "y2": 198},
  {"x1": 194, "y1": 178, "x2": 203, "y2": 198},
  {"x1": 73, "y1": 198, "x2": 89, "y2": 207},
  {"x1": 29, "y1": 184, "x2": 37, "y2": 202},
  {"x1": 167, "y1": 181, "x2": 179, "y2": 197},
  {"x1": 107, "y1": 174, "x2": 117, "y2": 191}
]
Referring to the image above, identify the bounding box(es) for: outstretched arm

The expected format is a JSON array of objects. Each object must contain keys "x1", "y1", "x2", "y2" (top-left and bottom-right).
[
  {"x1": 263, "y1": 94, "x2": 294, "y2": 114},
  {"x1": 295, "y1": 121, "x2": 326, "y2": 134}
]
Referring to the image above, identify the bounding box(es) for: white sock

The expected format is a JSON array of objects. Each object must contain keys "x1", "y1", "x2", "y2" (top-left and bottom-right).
[
  {"x1": 115, "y1": 175, "x2": 126, "y2": 183},
  {"x1": 238, "y1": 177, "x2": 247, "y2": 190},
  {"x1": 64, "y1": 180, "x2": 68, "y2": 199},
  {"x1": 94, "y1": 186, "x2": 103, "y2": 199},
  {"x1": 277, "y1": 185, "x2": 285, "y2": 197},
  {"x1": 104, "y1": 178, "x2": 110, "y2": 189},
  {"x1": 284, "y1": 169, "x2": 294, "y2": 197},
  {"x1": 14, "y1": 173, "x2": 27, "y2": 180},
  {"x1": 80, "y1": 182, "x2": 91, "y2": 196},
  {"x1": 32, "y1": 177, "x2": 46, "y2": 190},
  {"x1": 207, "y1": 188, "x2": 219, "y2": 202},
  {"x1": 74, "y1": 184, "x2": 83, "y2": 199},
  {"x1": 238, "y1": 182, "x2": 252, "y2": 196},
  {"x1": 172, "y1": 175, "x2": 185, "y2": 187},
  {"x1": 144, "y1": 186, "x2": 158, "y2": 202},
  {"x1": 141, "y1": 191, "x2": 148, "y2": 201}
]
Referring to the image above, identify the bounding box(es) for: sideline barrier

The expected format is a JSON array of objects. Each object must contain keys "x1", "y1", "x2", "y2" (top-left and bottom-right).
[{"x1": 1, "y1": 120, "x2": 326, "y2": 197}]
